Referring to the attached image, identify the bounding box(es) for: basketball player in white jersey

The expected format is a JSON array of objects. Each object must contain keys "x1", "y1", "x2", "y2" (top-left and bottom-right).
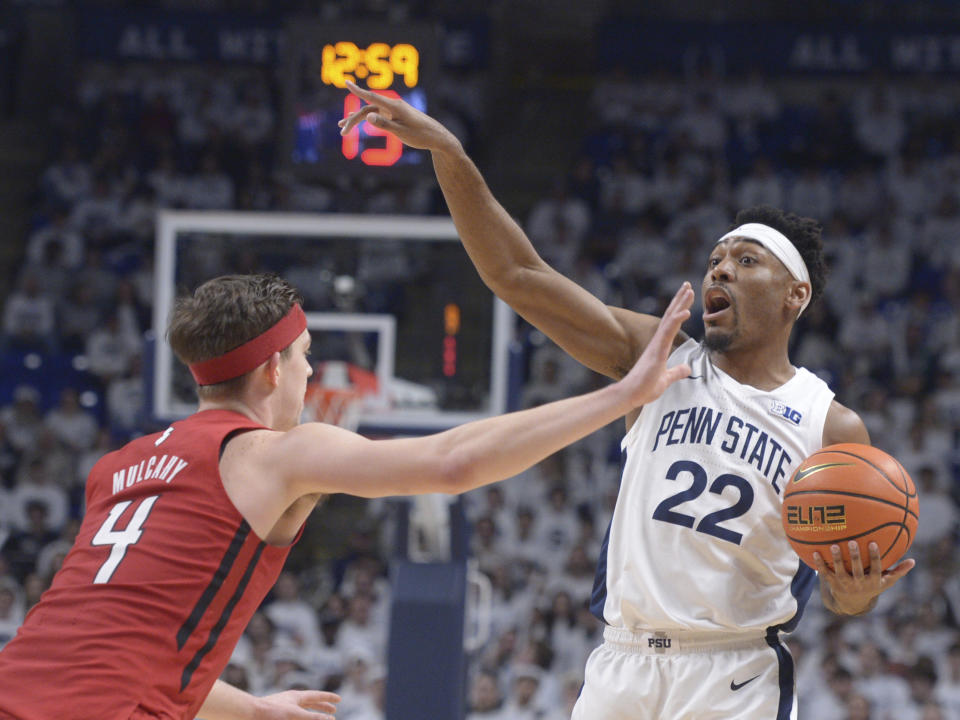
[{"x1": 340, "y1": 84, "x2": 915, "y2": 719}]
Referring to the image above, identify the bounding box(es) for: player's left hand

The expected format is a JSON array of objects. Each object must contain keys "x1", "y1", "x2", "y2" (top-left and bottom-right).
[
  {"x1": 814, "y1": 540, "x2": 915, "y2": 615},
  {"x1": 253, "y1": 689, "x2": 341, "y2": 719}
]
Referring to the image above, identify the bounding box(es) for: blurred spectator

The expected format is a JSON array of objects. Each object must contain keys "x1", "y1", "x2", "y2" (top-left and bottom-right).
[
  {"x1": 1, "y1": 272, "x2": 57, "y2": 354},
  {"x1": 335, "y1": 648, "x2": 379, "y2": 718},
  {"x1": 838, "y1": 296, "x2": 891, "y2": 367},
  {"x1": 148, "y1": 151, "x2": 188, "y2": 208},
  {"x1": 786, "y1": 166, "x2": 835, "y2": 221},
  {"x1": 862, "y1": 224, "x2": 912, "y2": 300},
  {"x1": 2, "y1": 501, "x2": 60, "y2": 581},
  {"x1": 936, "y1": 642, "x2": 960, "y2": 717},
  {"x1": 853, "y1": 85, "x2": 905, "y2": 161},
  {"x1": 887, "y1": 152, "x2": 931, "y2": 221},
  {"x1": 837, "y1": 165, "x2": 884, "y2": 229},
  {"x1": 720, "y1": 70, "x2": 780, "y2": 123},
  {"x1": 651, "y1": 153, "x2": 692, "y2": 215},
  {"x1": 106, "y1": 353, "x2": 146, "y2": 435},
  {"x1": 336, "y1": 593, "x2": 385, "y2": 662},
  {"x1": 599, "y1": 156, "x2": 651, "y2": 216},
  {"x1": 0, "y1": 578, "x2": 24, "y2": 650},
  {"x1": 74, "y1": 248, "x2": 119, "y2": 308},
  {"x1": 501, "y1": 663, "x2": 545, "y2": 720},
  {"x1": 69, "y1": 175, "x2": 122, "y2": 246},
  {"x1": 118, "y1": 184, "x2": 158, "y2": 243},
  {"x1": 803, "y1": 665, "x2": 858, "y2": 720},
  {"x1": 853, "y1": 640, "x2": 911, "y2": 711},
  {"x1": 25, "y1": 208, "x2": 85, "y2": 270},
  {"x1": 233, "y1": 85, "x2": 275, "y2": 149},
  {"x1": 676, "y1": 91, "x2": 727, "y2": 152},
  {"x1": 891, "y1": 658, "x2": 942, "y2": 720},
  {"x1": 922, "y1": 194, "x2": 960, "y2": 271},
  {"x1": 536, "y1": 486, "x2": 578, "y2": 574},
  {"x1": 265, "y1": 571, "x2": 320, "y2": 652},
  {"x1": 470, "y1": 515, "x2": 507, "y2": 574},
  {"x1": 44, "y1": 388, "x2": 98, "y2": 453},
  {"x1": 59, "y1": 283, "x2": 103, "y2": 353},
  {"x1": 85, "y1": 311, "x2": 142, "y2": 385},
  {"x1": 466, "y1": 670, "x2": 504, "y2": 719},
  {"x1": 185, "y1": 153, "x2": 235, "y2": 210},
  {"x1": 41, "y1": 143, "x2": 91, "y2": 206},
  {"x1": 736, "y1": 157, "x2": 784, "y2": 210},
  {"x1": 527, "y1": 182, "x2": 591, "y2": 253},
  {"x1": 9, "y1": 460, "x2": 69, "y2": 533},
  {"x1": 913, "y1": 467, "x2": 957, "y2": 551},
  {"x1": 345, "y1": 662, "x2": 385, "y2": 720},
  {"x1": 0, "y1": 386, "x2": 44, "y2": 454}
]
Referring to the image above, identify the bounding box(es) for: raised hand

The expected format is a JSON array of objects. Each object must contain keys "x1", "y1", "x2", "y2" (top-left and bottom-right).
[
  {"x1": 338, "y1": 80, "x2": 461, "y2": 154},
  {"x1": 620, "y1": 282, "x2": 694, "y2": 407}
]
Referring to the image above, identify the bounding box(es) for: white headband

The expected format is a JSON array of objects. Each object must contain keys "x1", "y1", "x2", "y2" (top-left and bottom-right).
[{"x1": 716, "y1": 223, "x2": 811, "y2": 316}]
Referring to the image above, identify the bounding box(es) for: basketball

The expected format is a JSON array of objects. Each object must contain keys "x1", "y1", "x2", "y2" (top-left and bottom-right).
[{"x1": 781, "y1": 443, "x2": 918, "y2": 573}]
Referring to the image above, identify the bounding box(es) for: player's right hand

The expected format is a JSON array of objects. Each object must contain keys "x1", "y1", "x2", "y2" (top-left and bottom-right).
[
  {"x1": 338, "y1": 80, "x2": 462, "y2": 155},
  {"x1": 253, "y1": 689, "x2": 341, "y2": 719},
  {"x1": 619, "y1": 282, "x2": 693, "y2": 407}
]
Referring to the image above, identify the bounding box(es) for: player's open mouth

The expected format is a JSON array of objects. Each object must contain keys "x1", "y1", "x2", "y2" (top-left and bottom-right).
[{"x1": 703, "y1": 288, "x2": 732, "y2": 320}]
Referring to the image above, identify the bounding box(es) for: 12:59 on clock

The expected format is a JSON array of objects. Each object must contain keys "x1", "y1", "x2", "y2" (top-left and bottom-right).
[{"x1": 284, "y1": 24, "x2": 438, "y2": 177}]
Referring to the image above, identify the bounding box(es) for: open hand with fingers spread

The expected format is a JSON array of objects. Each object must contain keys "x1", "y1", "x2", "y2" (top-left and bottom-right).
[
  {"x1": 619, "y1": 282, "x2": 694, "y2": 407},
  {"x1": 814, "y1": 540, "x2": 915, "y2": 616},
  {"x1": 339, "y1": 80, "x2": 462, "y2": 155}
]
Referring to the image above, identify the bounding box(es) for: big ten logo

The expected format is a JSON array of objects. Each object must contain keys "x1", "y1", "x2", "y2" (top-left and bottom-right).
[
  {"x1": 785, "y1": 504, "x2": 846, "y2": 528},
  {"x1": 648, "y1": 635, "x2": 672, "y2": 650},
  {"x1": 769, "y1": 401, "x2": 802, "y2": 425}
]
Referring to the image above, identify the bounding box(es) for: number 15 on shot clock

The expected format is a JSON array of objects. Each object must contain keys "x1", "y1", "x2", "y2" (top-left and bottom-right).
[{"x1": 285, "y1": 23, "x2": 438, "y2": 177}]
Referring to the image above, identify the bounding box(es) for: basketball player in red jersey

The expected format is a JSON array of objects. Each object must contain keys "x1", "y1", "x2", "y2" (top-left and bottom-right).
[{"x1": 0, "y1": 273, "x2": 696, "y2": 719}]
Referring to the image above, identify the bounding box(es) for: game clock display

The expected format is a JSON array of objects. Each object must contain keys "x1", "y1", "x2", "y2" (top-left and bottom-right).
[{"x1": 284, "y1": 22, "x2": 438, "y2": 177}]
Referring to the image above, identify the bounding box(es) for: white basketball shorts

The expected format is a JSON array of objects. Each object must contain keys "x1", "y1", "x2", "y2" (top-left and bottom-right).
[{"x1": 571, "y1": 627, "x2": 798, "y2": 720}]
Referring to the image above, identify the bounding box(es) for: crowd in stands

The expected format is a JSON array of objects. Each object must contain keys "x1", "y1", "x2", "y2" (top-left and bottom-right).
[{"x1": 0, "y1": 39, "x2": 959, "y2": 720}]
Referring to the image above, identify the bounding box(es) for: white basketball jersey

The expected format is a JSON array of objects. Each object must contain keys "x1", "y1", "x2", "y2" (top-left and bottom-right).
[{"x1": 592, "y1": 338, "x2": 835, "y2": 634}]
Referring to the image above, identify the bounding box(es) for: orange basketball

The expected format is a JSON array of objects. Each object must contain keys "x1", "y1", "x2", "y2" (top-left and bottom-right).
[{"x1": 781, "y1": 443, "x2": 918, "y2": 573}]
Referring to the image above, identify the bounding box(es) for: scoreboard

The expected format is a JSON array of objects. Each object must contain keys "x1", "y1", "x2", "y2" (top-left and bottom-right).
[{"x1": 284, "y1": 22, "x2": 439, "y2": 178}]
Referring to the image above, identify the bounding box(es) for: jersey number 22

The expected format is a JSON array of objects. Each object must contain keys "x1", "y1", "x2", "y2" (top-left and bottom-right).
[{"x1": 652, "y1": 460, "x2": 753, "y2": 545}]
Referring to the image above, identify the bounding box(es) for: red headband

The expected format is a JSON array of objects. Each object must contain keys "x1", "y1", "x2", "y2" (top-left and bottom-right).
[{"x1": 189, "y1": 305, "x2": 307, "y2": 385}]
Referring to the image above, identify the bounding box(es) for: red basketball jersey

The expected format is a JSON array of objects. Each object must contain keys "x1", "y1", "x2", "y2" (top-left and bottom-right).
[{"x1": 0, "y1": 409, "x2": 300, "y2": 720}]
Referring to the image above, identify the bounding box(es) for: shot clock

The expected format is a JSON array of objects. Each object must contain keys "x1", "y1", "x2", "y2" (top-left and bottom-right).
[{"x1": 283, "y1": 22, "x2": 439, "y2": 178}]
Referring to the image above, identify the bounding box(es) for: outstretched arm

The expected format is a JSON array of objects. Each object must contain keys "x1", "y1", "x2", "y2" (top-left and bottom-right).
[
  {"x1": 198, "y1": 680, "x2": 340, "y2": 720},
  {"x1": 815, "y1": 402, "x2": 914, "y2": 615},
  {"x1": 234, "y1": 284, "x2": 694, "y2": 523},
  {"x1": 339, "y1": 81, "x2": 673, "y2": 379}
]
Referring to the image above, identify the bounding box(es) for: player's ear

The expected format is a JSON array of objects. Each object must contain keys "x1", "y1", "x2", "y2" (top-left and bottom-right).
[
  {"x1": 266, "y1": 352, "x2": 282, "y2": 388},
  {"x1": 786, "y1": 281, "x2": 810, "y2": 314}
]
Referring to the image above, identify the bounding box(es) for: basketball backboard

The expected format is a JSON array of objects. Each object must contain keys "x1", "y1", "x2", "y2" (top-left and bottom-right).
[{"x1": 152, "y1": 210, "x2": 514, "y2": 433}]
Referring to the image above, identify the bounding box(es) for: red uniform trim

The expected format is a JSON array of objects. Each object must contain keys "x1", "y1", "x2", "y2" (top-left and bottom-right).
[{"x1": 189, "y1": 305, "x2": 307, "y2": 385}]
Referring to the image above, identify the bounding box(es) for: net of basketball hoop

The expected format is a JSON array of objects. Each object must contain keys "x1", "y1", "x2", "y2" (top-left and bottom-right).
[{"x1": 302, "y1": 360, "x2": 380, "y2": 432}]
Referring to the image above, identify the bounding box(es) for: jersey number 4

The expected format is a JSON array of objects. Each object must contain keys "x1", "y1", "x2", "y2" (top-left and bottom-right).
[
  {"x1": 91, "y1": 496, "x2": 160, "y2": 583},
  {"x1": 652, "y1": 460, "x2": 753, "y2": 545}
]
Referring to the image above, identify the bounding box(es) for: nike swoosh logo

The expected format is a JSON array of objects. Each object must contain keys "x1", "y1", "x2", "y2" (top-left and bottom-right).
[
  {"x1": 682, "y1": 375, "x2": 703, "y2": 380},
  {"x1": 730, "y1": 675, "x2": 761, "y2": 691},
  {"x1": 792, "y1": 462, "x2": 855, "y2": 483}
]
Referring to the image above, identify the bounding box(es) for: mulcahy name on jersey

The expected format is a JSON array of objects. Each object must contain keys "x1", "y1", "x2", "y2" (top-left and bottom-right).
[
  {"x1": 111, "y1": 454, "x2": 190, "y2": 495},
  {"x1": 651, "y1": 405, "x2": 792, "y2": 492}
]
